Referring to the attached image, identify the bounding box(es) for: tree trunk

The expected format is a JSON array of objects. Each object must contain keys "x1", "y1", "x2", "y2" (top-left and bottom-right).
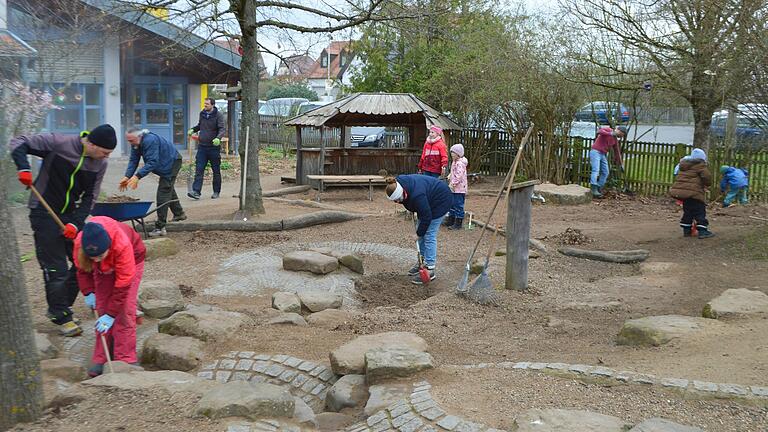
[
  {"x1": 0, "y1": 101, "x2": 44, "y2": 430},
  {"x1": 690, "y1": 75, "x2": 719, "y2": 151},
  {"x1": 237, "y1": 0, "x2": 265, "y2": 216}
]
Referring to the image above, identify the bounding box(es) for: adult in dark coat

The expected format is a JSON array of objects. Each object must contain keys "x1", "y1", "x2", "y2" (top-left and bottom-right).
[{"x1": 188, "y1": 98, "x2": 226, "y2": 199}]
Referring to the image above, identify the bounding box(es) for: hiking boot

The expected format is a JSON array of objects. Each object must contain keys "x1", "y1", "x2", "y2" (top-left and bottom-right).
[
  {"x1": 187, "y1": 191, "x2": 201, "y2": 200},
  {"x1": 590, "y1": 185, "x2": 603, "y2": 199},
  {"x1": 148, "y1": 227, "x2": 166, "y2": 237},
  {"x1": 411, "y1": 268, "x2": 436, "y2": 285},
  {"x1": 442, "y1": 215, "x2": 455, "y2": 227},
  {"x1": 407, "y1": 263, "x2": 422, "y2": 276},
  {"x1": 87, "y1": 363, "x2": 103, "y2": 378},
  {"x1": 59, "y1": 321, "x2": 83, "y2": 337},
  {"x1": 698, "y1": 228, "x2": 715, "y2": 239},
  {"x1": 211, "y1": 192, "x2": 220, "y2": 199},
  {"x1": 171, "y1": 213, "x2": 187, "y2": 222},
  {"x1": 448, "y1": 218, "x2": 463, "y2": 230}
]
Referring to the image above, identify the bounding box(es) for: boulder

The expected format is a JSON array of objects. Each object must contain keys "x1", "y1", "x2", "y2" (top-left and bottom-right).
[
  {"x1": 339, "y1": 255, "x2": 364, "y2": 274},
  {"x1": 267, "y1": 313, "x2": 308, "y2": 326},
  {"x1": 138, "y1": 279, "x2": 185, "y2": 319},
  {"x1": 617, "y1": 315, "x2": 725, "y2": 347},
  {"x1": 195, "y1": 381, "x2": 294, "y2": 420},
  {"x1": 629, "y1": 418, "x2": 704, "y2": 432},
  {"x1": 315, "y1": 412, "x2": 355, "y2": 431},
  {"x1": 293, "y1": 396, "x2": 318, "y2": 427},
  {"x1": 142, "y1": 333, "x2": 204, "y2": 371},
  {"x1": 144, "y1": 237, "x2": 179, "y2": 261},
  {"x1": 325, "y1": 374, "x2": 368, "y2": 412},
  {"x1": 364, "y1": 383, "x2": 410, "y2": 415},
  {"x1": 533, "y1": 183, "x2": 592, "y2": 205},
  {"x1": 40, "y1": 358, "x2": 86, "y2": 382},
  {"x1": 45, "y1": 380, "x2": 88, "y2": 410},
  {"x1": 84, "y1": 370, "x2": 215, "y2": 395},
  {"x1": 35, "y1": 332, "x2": 59, "y2": 360},
  {"x1": 298, "y1": 291, "x2": 343, "y2": 312},
  {"x1": 307, "y1": 309, "x2": 356, "y2": 329},
  {"x1": 513, "y1": 408, "x2": 631, "y2": 431},
  {"x1": 330, "y1": 331, "x2": 428, "y2": 375},
  {"x1": 702, "y1": 288, "x2": 768, "y2": 319},
  {"x1": 283, "y1": 251, "x2": 339, "y2": 275},
  {"x1": 159, "y1": 310, "x2": 248, "y2": 341},
  {"x1": 103, "y1": 361, "x2": 144, "y2": 374},
  {"x1": 365, "y1": 348, "x2": 434, "y2": 383},
  {"x1": 272, "y1": 292, "x2": 302, "y2": 313}
]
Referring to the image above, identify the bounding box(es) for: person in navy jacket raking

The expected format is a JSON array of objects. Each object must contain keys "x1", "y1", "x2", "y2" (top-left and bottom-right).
[{"x1": 385, "y1": 175, "x2": 452, "y2": 284}]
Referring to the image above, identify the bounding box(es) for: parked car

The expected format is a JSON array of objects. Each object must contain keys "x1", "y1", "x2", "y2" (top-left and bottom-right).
[
  {"x1": 296, "y1": 101, "x2": 330, "y2": 115},
  {"x1": 350, "y1": 126, "x2": 386, "y2": 147},
  {"x1": 710, "y1": 106, "x2": 767, "y2": 150},
  {"x1": 574, "y1": 101, "x2": 630, "y2": 124},
  {"x1": 258, "y1": 97, "x2": 309, "y2": 118}
]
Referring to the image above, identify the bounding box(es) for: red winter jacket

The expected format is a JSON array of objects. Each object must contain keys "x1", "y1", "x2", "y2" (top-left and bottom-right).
[
  {"x1": 418, "y1": 137, "x2": 448, "y2": 175},
  {"x1": 73, "y1": 216, "x2": 146, "y2": 317},
  {"x1": 592, "y1": 127, "x2": 623, "y2": 165}
]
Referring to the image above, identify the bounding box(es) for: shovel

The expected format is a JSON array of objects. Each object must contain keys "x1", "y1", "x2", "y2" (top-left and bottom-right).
[{"x1": 413, "y1": 215, "x2": 430, "y2": 284}]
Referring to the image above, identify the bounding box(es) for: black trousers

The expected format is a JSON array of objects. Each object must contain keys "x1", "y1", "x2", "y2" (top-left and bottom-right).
[
  {"x1": 29, "y1": 209, "x2": 79, "y2": 324},
  {"x1": 156, "y1": 158, "x2": 185, "y2": 229},
  {"x1": 680, "y1": 199, "x2": 709, "y2": 229}
]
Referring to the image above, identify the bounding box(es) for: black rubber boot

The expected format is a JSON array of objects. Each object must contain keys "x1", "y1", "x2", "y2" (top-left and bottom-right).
[
  {"x1": 448, "y1": 218, "x2": 463, "y2": 230},
  {"x1": 443, "y1": 215, "x2": 455, "y2": 227},
  {"x1": 683, "y1": 228, "x2": 692, "y2": 237},
  {"x1": 590, "y1": 185, "x2": 603, "y2": 198},
  {"x1": 698, "y1": 228, "x2": 715, "y2": 239}
]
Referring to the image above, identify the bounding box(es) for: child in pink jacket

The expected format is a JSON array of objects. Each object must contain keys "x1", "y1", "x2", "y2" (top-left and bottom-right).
[{"x1": 446, "y1": 144, "x2": 468, "y2": 230}]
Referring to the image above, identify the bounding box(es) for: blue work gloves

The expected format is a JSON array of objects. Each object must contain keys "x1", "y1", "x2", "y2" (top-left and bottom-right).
[
  {"x1": 95, "y1": 314, "x2": 115, "y2": 333},
  {"x1": 84, "y1": 293, "x2": 96, "y2": 309}
]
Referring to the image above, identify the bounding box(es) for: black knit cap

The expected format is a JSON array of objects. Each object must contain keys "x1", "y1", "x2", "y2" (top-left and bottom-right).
[
  {"x1": 86, "y1": 124, "x2": 117, "y2": 149},
  {"x1": 81, "y1": 222, "x2": 111, "y2": 257}
]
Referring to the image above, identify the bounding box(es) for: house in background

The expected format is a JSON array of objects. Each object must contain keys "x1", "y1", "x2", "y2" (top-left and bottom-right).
[
  {"x1": 6, "y1": 0, "x2": 240, "y2": 157},
  {"x1": 275, "y1": 54, "x2": 315, "y2": 82},
  {"x1": 307, "y1": 41, "x2": 356, "y2": 102}
]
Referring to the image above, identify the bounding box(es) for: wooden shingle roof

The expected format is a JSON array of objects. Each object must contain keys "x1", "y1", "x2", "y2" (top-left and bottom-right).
[{"x1": 0, "y1": 30, "x2": 37, "y2": 58}]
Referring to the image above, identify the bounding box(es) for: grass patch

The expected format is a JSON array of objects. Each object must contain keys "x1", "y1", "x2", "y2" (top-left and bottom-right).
[{"x1": 724, "y1": 224, "x2": 768, "y2": 261}]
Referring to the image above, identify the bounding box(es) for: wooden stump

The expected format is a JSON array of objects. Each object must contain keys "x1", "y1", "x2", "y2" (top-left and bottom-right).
[{"x1": 505, "y1": 180, "x2": 539, "y2": 291}]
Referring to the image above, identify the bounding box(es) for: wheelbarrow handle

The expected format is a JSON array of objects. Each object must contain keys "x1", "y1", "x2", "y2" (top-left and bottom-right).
[{"x1": 142, "y1": 199, "x2": 179, "y2": 218}]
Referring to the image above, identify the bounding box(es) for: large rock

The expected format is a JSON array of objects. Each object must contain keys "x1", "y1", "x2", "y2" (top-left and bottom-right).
[
  {"x1": 617, "y1": 315, "x2": 725, "y2": 347},
  {"x1": 325, "y1": 374, "x2": 368, "y2": 412},
  {"x1": 330, "y1": 331, "x2": 428, "y2": 375},
  {"x1": 138, "y1": 279, "x2": 185, "y2": 319},
  {"x1": 267, "y1": 312, "x2": 308, "y2": 326},
  {"x1": 513, "y1": 408, "x2": 631, "y2": 431},
  {"x1": 159, "y1": 310, "x2": 248, "y2": 341},
  {"x1": 83, "y1": 370, "x2": 215, "y2": 395},
  {"x1": 365, "y1": 348, "x2": 434, "y2": 383},
  {"x1": 103, "y1": 361, "x2": 144, "y2": 374},
  {"x1": 272, "y1": 292, "x2": 302, "y2": 313},
  {"x1": 534, "y1": 183, "x2": 592, "y2": 205},
  {"x1": 142, "y1": 333, "x2": 204, "y2": 371},
  {"x1": 298, "y1": 291, "x2": 343, "y2": 312},
  {"x1": 315, "y1": 412, "x2": 355, "y2": 431},
  {"x1": 40, "y1": 358, "x2": 86, "y2": 382},
  {"x1": 307, "y1": 309, "x2": 357, "y2": 330},
  {"x1": 702, "y1": 288, "x2": 768, "y2": 319},
  {"x1": 144, "y1": 237, "x2": 179, "y2": 261},
  {"x1": 293, "y1": 397, "x2": 318, "y2": 427},
  {"x1": 364, "y1": 383, "x2": 410, "y2": 415},
  {"x1": 283, "y1": 251, "x2": 339, "y2": 275},
  {"x1": 44, "y1": 380, "x2": 88, "y2": 410},
  {"x1": 309, "y1": 247, "x2": 364, "y2": 274},
  {"x1": 629, "y1": 418, "x2": 704, "y2": 432},
  {"x1": 195, "y1": 381, "x2": 294, "y2": 420},
  {"x1": 35, "y1": 332, "x2": 59, "y2": 360}
]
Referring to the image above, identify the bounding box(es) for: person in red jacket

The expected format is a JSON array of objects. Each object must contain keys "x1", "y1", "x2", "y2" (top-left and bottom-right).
[
  {"x1": 590, "y1": 125, "x2": 626, "y2": 198},
  {"x1": 73, "y1": 216, "x2": 146, "y2": 377},
  {"x1": 417, "y1": 125, "x2": 449, "y2": 178}
]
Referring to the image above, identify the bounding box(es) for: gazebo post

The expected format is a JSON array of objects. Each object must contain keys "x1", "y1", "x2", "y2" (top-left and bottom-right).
[
  {"x1": 320, "y1": 128, "x2": 326, "y2": 176},
  {"x1": 295, "y1": 126, "x2": 303, "y2": 185},
  {"x1": 340, "y1": 126, "x2": 346, "y2": 149}
]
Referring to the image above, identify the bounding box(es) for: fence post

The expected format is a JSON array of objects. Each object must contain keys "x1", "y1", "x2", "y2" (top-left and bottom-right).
[{"x1": 490, "y1": 130, "x2": 499, "y2": 176}]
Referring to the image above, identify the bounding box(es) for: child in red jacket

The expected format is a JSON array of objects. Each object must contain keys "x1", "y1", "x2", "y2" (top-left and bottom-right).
[
  {"x1": 74, "y1": 216, "x2": 146, "y2": 377},
  {"x1": 418, "y1": 125, "x2": 448, "y2": 178}
]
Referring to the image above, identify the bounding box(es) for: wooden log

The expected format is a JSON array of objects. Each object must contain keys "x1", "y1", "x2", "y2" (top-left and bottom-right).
[
  {"x1": 262, "y1": 185, "x2": 311, "y2": 197},
  {"x1": 558, "y1": 247, "x2": 650, "y2": 263},
  {"x1": 505, "y1": 184, "x2": 534, "y2": 291},
  {"x1": 164, "y1": 211, "x2": 364, "y2": 232}
]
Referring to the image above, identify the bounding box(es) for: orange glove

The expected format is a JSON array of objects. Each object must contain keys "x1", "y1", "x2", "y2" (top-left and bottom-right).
[
  {"x1": 62, "y1": 223, "x2": 78, "y2": 240},
  {"x1": 118, "y1": 176, "x2": 130, "y2": 191},
  {"x1": 18, "y1": 170, "x2": 33, "y2": 186},
  {"x1": 127, "y1": 175, "x2": 140, "y2": 190}
]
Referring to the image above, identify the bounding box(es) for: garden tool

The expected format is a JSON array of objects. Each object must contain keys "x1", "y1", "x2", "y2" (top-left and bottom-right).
[
  {"x1": 690, "y1": 222, "x2": 698, "y2": 237},
  {"x1": 413, "y1": 215, "x2": 431, "y2": 285},
  {"x1": 93, "y1": 309, "x2": 115, "y2": 374}
]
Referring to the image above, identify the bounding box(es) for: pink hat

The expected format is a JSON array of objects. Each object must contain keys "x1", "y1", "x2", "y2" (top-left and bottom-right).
[
  {"x1": 429, "y1": 125, "x2": 443, "y2": 135},
  {"x1": 450, "y1": 144, "x2": 464, "y2": 157}
]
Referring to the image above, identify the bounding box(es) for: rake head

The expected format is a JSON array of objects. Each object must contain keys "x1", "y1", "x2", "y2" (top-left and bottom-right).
[{"x1": 465, "y1": 270, "x2": 500, "y2": 306}]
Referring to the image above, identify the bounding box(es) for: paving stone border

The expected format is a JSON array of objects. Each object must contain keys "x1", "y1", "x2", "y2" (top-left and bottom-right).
[
  {"x1": 198, "y1": 352, "x2": 339, "y2": 413},
  {"x1": 344, "y1": 381, "x2": 506, "y2": 432},
  {"x1": 452, "y1": 361, "x2": 768, "y2": 402}
]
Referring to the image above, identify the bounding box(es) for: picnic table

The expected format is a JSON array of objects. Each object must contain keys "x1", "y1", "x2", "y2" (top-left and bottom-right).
[{"x1": 306, "y1": 175, "x2": 387, "y2": 202}]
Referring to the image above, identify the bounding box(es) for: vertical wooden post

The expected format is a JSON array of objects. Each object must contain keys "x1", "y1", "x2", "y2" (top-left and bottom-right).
[
  {"x1": 320, "y1": 128, "x2": 326, "y2": 176},
  {"x1": 505, "y1": 181, "x2": 538, "y2": 291},
  {"x1": 295, "y1": 126, "x2": 303, "y2": 185}
]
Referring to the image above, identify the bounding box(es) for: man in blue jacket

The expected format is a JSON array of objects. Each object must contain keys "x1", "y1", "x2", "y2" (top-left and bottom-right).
[
  {"x1": 385, "y1": 174, "x2": 452, "y2": 284},
  {"x1": 187, "y1": 98, "x2": 226, "y2": 199},
  {"x1": 719, "y1": 165, "x2": 749, "y2": 207},
  {"x1": 121, "y1": 128, "x2": 186, "y2": 236}
]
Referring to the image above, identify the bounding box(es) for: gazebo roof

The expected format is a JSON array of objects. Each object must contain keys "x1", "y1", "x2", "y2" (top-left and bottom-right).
[{"x1": 285, "y1": 93, "x2": 462, "y2": 130}]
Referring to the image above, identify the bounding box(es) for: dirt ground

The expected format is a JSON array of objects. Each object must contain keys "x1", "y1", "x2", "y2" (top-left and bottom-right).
[{"x1": 11, "y1": 171, "x2": 768, "y2": 431}]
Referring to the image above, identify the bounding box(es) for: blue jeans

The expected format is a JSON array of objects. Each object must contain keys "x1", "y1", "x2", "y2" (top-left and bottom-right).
[
  {"x1": 193, "y1": 145, "x2": 222, "y2": 194},
  {"x1": 723, "y1": 187, "x2": 748, "y2": 205},
  {"x1": 421, "y1": 171, "x2": 440, "y2": 178},
  {"x1": 449, "y1": 193, "x2": 465, "y2": 219},
  {"x1": 417, "y1": 216, "x2": 444, "y2": 268},
  {"x1": 589, "y1": 149, "x2": 609, "y2": 188}
]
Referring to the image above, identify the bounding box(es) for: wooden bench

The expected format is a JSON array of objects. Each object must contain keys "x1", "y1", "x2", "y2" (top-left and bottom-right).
[{"x1": 306, "y1": 175, "x2": 387, "y2": 202}]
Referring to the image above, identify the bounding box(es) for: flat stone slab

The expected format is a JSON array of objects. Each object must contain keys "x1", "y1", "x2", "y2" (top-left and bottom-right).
[
  {"x1": 196, "y1": 380, "x2": 294, "y2": 420},
  {"x1": 83, "y1": 370, "x2": 215, "y2": 395},
  {"x1": 326, "y1": 374, "x2": 368, "y2": 412},
  {"x1": 307, "y1": 309, "x2": 357, "y2": 329},
  {"x1": 310, "y1": 247, "x2": 365, "y2": 274},
  {"x1": 139, "y1": 279, "x2": 185, "y2": 319},
  {"x1": 283, "y1": 251, "x2": 339, "y2": 275},
  {"x1": 534, "y1": 183, "x2": 592, "y2": 205},
  {"x1": 272, "y1": 292, "x2": 302, "y2": 313},
  {"x1": 268, "y1": 312, "x2": 308, "y2": 326},
  {"x1": 364, "y1": 383, "x2": 409, "y2": 415},
  {"x1": 617, "y1": 315, "x2": 725, "y2": 346},
  {"x1": 365, "y1": 348, "x2": 434, "y2": 383},
  {"x1": 298, "y1": 291, "x2": 343, "y2": 312},
  {"x1": 144, "y1": 237, "x2": 179, "y2": 261},
  {"x1": 513, "y1": 408, "x2": 631, "y2": 431},
  {"x1": 629, "y1": 417, "x2": 704, "y2": 432},
  {"x1": 330, "y1": 332, "x2": 428, "y2": 375},
  {"x1": 159, "y1": 310, "x2": 248, "y2": 341},
  {"x1": 702, "y1": 288, "x2": 768, "y2": 319},
  {"x1": 142, "y1": 333, "x2": 204, "y2": 371},
  {"x1": 40, "y1": 358, "x2": 86, "y2": 383}
]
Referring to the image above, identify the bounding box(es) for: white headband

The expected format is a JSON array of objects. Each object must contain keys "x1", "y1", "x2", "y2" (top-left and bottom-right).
[{"x1": 387, "y1": 182, "x2": 404, "y2": 201}]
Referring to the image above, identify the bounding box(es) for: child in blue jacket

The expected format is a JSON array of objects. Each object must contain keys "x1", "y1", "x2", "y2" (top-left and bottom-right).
[{"x1": 719, "y1": 165, "x2": 749, "y2": 207}]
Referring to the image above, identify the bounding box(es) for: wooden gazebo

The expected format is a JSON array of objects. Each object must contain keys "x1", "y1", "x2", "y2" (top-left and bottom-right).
[{"x1": 284, "y1": 93, "x2": 461, "y2": 185}]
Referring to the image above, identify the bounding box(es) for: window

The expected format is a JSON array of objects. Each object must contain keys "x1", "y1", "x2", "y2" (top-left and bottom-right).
[
  {"x1": 321, "y1": 54, "x2": 328, "y2": 68},
  {"x1": 36, "y1": 83, "x2": 103, "y2": 133},
  {"x1": 340, "y1": 54, "x2": 346, "y2": 67}
]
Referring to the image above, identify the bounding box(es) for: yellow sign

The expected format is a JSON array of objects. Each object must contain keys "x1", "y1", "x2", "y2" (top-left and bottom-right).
[{"x1": 146, "y1": 7, "x2": 168, "y2": 20}]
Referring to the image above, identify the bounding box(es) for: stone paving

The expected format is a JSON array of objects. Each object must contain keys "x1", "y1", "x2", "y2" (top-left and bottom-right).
[
  {"x1": 60, "y1": 319, "x2": 158, "y2": 366},
  {"x1": 452, "y1": 361, "x2": 768, "y2": 402},
  {"x1": 198, "y1": 352, "x2": 340, "y2": 413}
]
